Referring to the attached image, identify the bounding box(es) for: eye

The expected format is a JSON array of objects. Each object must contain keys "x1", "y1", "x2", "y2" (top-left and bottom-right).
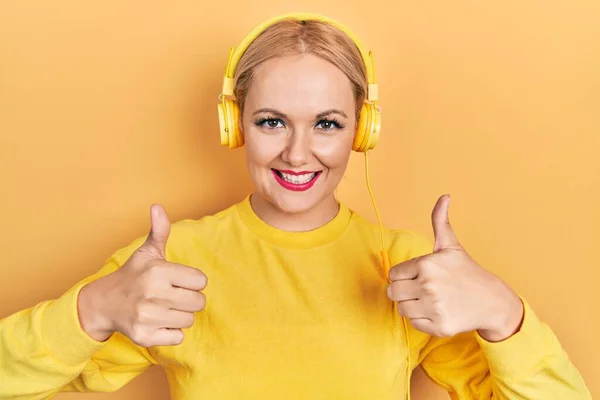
[
  {"x1": 316, "y1": 118, "x2": 344, "y2": 132},
  {"x1": 255, "y1": 117, "x2": 285, "y2": 130}
]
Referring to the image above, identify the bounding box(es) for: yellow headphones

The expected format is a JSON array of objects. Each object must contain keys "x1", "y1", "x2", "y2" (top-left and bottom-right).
[{"x1": 217, "y1": 12, "x2": 381, "y2": 153}]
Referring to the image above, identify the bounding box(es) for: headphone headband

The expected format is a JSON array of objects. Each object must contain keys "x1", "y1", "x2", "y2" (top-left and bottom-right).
[{"x1": 221, "y1": 12, "x2": 378, "y2": 103}]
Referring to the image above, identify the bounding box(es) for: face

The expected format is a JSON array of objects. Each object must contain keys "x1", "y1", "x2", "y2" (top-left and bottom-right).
[{"x1": 241, "y1": 53, "x2": 356, "y2": 216}]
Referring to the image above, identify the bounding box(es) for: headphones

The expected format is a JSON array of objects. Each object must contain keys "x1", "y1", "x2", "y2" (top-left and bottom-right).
[{"x1": 217, "y1": 12, "x2": 381, "y2": 153}]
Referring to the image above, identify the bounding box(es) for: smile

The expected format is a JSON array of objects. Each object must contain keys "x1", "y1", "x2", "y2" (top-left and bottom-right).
[{"x1": 272, "y1": 169, "x2": 322, "y2": 191}]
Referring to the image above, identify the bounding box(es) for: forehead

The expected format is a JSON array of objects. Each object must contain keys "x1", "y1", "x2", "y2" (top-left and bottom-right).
[{"x1": 244, "y1": 54, "x2": 355, "y2": 116}]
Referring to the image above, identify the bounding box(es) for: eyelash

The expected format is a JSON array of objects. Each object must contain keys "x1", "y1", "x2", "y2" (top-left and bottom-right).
[{"x1": 254, "y1": 117, "x2": 345, "y2": 131}]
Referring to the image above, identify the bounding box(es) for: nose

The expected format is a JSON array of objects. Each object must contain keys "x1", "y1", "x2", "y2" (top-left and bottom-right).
[{"x1": 281, "y1": 129, "x2": 311, "y2": 167}]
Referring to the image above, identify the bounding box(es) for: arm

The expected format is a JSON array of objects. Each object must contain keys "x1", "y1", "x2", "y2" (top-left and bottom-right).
[
  {"x1": 418, "y1": 298, "x2": 591, "y2": 399},
  {"x1": 386, "y1": 195, "x2": 591, "y2": 399},
  {"x1": 0, "y1": 204, "x2": 205, "y2": 399},
  {"x1": 0, "y1": 259, "x2": 156, "y2": 399}
]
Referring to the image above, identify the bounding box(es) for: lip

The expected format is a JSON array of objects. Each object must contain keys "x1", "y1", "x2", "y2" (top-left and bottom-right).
[
  {"x1": 272, "y1": 169, "x2": 322, "y2": 192},
  {"x1": 278, "y1": 170, "x2": 316, "y2": 176}
]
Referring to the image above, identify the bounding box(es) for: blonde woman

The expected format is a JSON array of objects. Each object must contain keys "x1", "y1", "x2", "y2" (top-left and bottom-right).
[{"x1": 0, "y1": 14, "x2": 590, "y2": 400}]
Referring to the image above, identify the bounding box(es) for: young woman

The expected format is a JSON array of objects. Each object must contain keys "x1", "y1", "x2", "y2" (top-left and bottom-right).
[{"x1": 0, "y1": 13, "x2": 591, "y2": 400}]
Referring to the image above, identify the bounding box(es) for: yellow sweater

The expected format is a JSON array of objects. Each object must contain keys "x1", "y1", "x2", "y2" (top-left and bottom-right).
[{"x1": 0, "y1": 196, "x2": 591, "y2": 399}]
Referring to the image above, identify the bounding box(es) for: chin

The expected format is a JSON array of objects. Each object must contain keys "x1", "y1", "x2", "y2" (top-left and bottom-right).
[
  {"x1": 270, "y1": 192, "x2": 325, "y2": 215},
  {"x1": 251, "y1": 170, "x2": 338, "y2": 216}
]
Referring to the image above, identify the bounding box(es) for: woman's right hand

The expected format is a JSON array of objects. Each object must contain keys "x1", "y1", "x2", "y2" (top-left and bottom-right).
[{"x1": 77, "y1": 204, "x2": 207, "y2": 347}]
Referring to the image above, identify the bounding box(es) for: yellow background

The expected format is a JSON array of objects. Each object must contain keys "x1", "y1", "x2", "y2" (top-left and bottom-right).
[{"x1": 1, "y1": 1, "x2": 598, "y2": 398}]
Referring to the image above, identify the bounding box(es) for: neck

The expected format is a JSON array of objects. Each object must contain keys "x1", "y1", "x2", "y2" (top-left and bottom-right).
[{"x1": 249, "y1": 193, "x2": 340, "y2": 232}]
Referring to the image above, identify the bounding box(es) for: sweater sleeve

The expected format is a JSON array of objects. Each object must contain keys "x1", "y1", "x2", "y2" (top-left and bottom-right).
[
  {"x1": 0, "y1": 242, "x2": 157, "y2": 399},
  {"x1": 390, "y1": 230, "x2": 591, "y2": 399},
  {"x1": 417, "y1": 298, "x2": 591, "y2": 399}
]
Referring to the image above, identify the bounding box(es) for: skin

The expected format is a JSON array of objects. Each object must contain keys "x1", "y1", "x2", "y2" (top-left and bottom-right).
[
  {"x1": 78, "y1": 53, "x2": 524, "y2": 345},
  {"x1": 241, "y1": 54, "x2": 356, "y2": 232}
]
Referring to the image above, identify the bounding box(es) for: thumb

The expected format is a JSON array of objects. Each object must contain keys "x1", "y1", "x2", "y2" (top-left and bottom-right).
[
  {"x1": 431, "y1": 194, "x2": 460, "y2": 252},
  {"x1": 142, "y1": 204, "x2": 171, "y2": 258}
]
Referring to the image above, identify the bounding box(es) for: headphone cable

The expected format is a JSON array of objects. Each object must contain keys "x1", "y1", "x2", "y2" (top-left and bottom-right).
[{"x1": 363, "y1": 150, "x2": 412, "y2": 400}]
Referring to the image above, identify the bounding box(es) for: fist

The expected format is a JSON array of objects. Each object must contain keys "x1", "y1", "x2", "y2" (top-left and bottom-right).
[
  {"x1": 387, "y1": 195, "x2": 524, "y2": 341},
  {"x1": 79, "y1": 204, "x2": 207, "y2": 347}
]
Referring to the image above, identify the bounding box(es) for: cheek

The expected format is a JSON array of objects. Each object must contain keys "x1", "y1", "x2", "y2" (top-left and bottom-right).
[
  {"x1": 315, "y1": 134, "x2": 353, "y2": 171},
  {"x1": 244, "y1": 127, "x2": 281, "y2": 169}
]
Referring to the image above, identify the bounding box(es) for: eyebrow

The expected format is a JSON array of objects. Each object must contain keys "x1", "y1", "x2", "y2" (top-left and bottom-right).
[{"x1": 252, "y1": 108, "x2": 348, "y2": 119}]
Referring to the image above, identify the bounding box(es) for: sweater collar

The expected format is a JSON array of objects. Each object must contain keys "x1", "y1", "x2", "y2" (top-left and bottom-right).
[{"x1": 236, "y1": 195, "x2": 352, "y2": 249}]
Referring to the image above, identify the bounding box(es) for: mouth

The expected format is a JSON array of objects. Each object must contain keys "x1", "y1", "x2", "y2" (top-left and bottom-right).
[{"x1": 271, "y1": 169, "x2": 322, "y2": 191}]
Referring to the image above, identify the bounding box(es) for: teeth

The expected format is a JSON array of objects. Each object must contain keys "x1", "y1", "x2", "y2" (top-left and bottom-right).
[{"x1": 280, "y1": 171, "x2": 317, "y2": 184}]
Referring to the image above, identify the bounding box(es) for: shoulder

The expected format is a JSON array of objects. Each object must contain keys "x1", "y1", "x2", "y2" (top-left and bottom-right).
[
  {"x1": 169, "y1": 202, "x2": 239, "y2": 240},
  {"x1": 387, "y1": 229, "x2": 433, "y2": 264},
  {"x1": 107, "y1": 200, "x2": 243, "y2": 265},
  {"x1": 165, "y1": 201, "x2": 242, "y2": 258},
  {"x1": 346, "y1": 207, "x2": 433, "y2": 264}
]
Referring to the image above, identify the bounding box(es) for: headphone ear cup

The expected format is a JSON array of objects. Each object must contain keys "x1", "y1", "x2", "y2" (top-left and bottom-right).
[
  {"x1": 366, "y1": 103, "x2": 381, "y2": 151},
  {"x1": 353, "y1": 105, "x2": 369, "y2": 152},
  {"x1": 229, "y1": 100, "x2": 244, "y2": 148},
  {"x1": 217, "y1": 102, "x2": 230, "y2": 147},
  {"x1": 217, "y1": 100, "x2": 244, "y2": 149},
  {"x1": 353, "y1": 103, "x2": 381, "y2": 152}
]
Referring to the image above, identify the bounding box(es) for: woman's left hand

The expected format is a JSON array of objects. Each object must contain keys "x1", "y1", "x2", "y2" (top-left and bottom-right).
[{"x1": 387, "y1": 195, "x2": 525, "y2": 342}]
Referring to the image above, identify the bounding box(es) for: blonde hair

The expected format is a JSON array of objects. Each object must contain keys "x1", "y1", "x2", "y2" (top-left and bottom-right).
[{"x1": 233, "y1": 19, "x2": 368, "y2": 122}]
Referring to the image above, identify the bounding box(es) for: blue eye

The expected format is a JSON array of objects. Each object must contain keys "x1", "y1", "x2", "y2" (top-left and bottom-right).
[
  {"x1": 316, "y1": 118, "x2": 344, "y2": 131},
  {"x1": 255, "y1": 118, "x2": 285, "y2": 129}
]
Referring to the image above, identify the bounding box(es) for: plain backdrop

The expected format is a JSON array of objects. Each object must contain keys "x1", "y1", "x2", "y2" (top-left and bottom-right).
[{"x1": 1, "y1": 0, "x2": 598, "y2": 399}]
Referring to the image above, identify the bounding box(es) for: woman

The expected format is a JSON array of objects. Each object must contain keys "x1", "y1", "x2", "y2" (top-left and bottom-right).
[{"x1": 0, "y1": 13, "x2": 591, "y2": 400}]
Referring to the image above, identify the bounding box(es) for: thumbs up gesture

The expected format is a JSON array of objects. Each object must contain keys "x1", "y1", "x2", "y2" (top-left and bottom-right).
[
  {"x1": 78, "y1": 205, "x2": 207, "y2": 347},
  {"x1": 387, "y1": 195, "x2": 524, "y2": 342}
]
